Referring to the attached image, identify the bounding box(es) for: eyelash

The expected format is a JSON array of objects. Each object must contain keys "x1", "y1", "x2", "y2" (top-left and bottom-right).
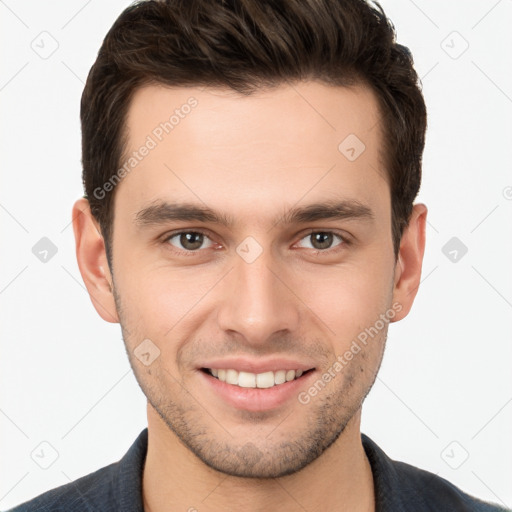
[{"x1": 161, "y1": 229, "x2": 351, "y2": 257}]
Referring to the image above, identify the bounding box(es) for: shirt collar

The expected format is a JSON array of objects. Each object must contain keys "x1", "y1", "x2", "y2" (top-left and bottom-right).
[
  {"x1": 362, "y1": 433, "x2": 409, "y2": 511},
  {"x1": 114, "y1": 428, "x2": 147, "y2": 512}
]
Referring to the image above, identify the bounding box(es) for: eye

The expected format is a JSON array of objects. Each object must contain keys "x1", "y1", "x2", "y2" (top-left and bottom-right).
[
  {"x1": 162, "y1": 229, "x2": 348, "y2": 256},
  {"x1": 296, "y1": 231, "x2": 346, "y2": 251},
  {"x1": 165, "y1": 231, "x2": 215, "y2": 252}
]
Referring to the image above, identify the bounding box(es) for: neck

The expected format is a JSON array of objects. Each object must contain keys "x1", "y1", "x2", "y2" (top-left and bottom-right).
[{"x1": 142, "y1": 404, "x2": 375, "y2": 512}]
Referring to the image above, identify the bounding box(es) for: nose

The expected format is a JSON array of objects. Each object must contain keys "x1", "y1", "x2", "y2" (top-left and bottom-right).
[{"x1": 216, "y1": 246, "x2": 300, "y2": 346}]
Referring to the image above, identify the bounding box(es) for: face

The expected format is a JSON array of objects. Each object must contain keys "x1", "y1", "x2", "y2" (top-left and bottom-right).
[{"x1": 94, "y1": 82, "x2": 407, "y2": 477}]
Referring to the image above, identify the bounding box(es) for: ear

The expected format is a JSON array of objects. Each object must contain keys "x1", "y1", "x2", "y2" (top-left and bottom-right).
[
  {"x1": 72, "y1": 197, "x2": 119, "y2": 323},
  {"x1": 390, "y1": 203, "x2": 427, "y2": 322}
]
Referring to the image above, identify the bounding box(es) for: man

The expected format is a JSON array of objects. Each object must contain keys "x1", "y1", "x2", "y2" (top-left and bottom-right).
[{"x1": 8, "y1": 0, "x2": 508, "y2": 511}]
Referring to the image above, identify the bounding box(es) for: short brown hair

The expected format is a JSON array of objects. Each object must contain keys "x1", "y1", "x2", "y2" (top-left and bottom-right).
[{"x1": 81, "y1": 0, "x2": 427, "y2": 265}]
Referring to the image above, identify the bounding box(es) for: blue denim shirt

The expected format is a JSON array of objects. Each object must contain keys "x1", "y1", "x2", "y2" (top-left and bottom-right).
[{"x1": 6, "y1": 428, "x2": 509, "y2": 511}]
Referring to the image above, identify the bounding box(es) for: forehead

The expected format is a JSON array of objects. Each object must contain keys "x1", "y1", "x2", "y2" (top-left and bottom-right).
[{"x1": 116, "y1": 81, "x2": 388, "y2": 225}]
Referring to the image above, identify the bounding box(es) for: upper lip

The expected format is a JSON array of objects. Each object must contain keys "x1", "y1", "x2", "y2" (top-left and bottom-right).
[{"x1": 198, "y1": 357, "x2": 316, "y2": 374}]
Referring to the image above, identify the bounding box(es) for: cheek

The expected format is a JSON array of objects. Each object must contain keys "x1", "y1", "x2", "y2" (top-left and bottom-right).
[
  {"x1": 114, "y1": 233, "x2": 394, "y2": 343},
  {"x1": 114, "y1": 260, "x2": 223, "y2": 338},
  {"x1": 298, "y1": 260, "x2": 392, "y2": 338}
]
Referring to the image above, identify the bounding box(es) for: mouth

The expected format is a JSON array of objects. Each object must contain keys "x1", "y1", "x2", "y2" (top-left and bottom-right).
[{"x1": 200, "y1": 367, "x2": 315, "y2": 389}]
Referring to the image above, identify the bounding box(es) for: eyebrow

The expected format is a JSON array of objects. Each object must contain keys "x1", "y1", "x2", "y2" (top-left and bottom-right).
[{"x1": 134, "y1": 199, "x2": 375, "y2": 229}]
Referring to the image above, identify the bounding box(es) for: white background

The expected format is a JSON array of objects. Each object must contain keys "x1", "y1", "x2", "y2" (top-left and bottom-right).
[{"x1": 1, "y1": 0, "x2": 511, "y2": 509}]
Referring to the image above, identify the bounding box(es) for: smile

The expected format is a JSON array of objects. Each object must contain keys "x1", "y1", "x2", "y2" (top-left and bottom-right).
[{"x1": 203, "y1": 368, "x2": 313, "y2": 389}]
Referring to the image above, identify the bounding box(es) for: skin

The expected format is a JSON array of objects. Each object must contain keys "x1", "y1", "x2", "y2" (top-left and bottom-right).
[{"x1": 72, "y1": 81, "x2": 427, "y2": 512}]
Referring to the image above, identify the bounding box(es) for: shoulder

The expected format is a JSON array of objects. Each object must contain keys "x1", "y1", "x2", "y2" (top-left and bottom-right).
[
  {"x1": 4, "y1": 462, "x2": 118, "y2": 512},
  {"x1": 361, "y1": 434, "x2": 510, "y2": 512},
  {"x1": 5, "y1": 428, "x2": 147, "y2": 512},
  {"x1": 390, "y1": 458, "x2": 508, "y2": 511}
]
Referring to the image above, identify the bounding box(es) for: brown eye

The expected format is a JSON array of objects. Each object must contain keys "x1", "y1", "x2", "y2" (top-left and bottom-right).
[
  {"x1": 166, "y1": 231, "x2": 213, "y2": 251},
  {"x1": 310, "y1": 232, "x2": 333, "y2": 249},
  {"x1": 296, "y1": 231, "x2": 345, "y2": 251}
]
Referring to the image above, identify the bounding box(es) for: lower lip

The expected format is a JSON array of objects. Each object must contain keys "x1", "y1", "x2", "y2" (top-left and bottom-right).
[{"x1": 198, "y1": 369, "x2": 316, "y2": 412}]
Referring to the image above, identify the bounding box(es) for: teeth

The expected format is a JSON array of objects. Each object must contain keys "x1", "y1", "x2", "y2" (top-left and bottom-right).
[
  {"x1": 274, "y1": 370, "x2": 286, "y2": 385},
  {"x1": 238, "y1": 371, "x2": 256, "y2": 388},
  {"x1": 226, "y1": 369, "x2": 238, "y2": 385},
  {"x1": 207, "y1": 368, "x2": 308, "y2": 388},
  {"x1": 256, "y1": 371, "x2": 274, "y2": 388}
]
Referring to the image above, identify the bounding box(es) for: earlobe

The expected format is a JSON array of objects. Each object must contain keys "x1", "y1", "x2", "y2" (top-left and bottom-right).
[
  {"x1": 72, "y1": 198, "x2": 119, "y2": 324},
  {"x1": 390, "y1": 203, "x2": 427, "y2": 323}
]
